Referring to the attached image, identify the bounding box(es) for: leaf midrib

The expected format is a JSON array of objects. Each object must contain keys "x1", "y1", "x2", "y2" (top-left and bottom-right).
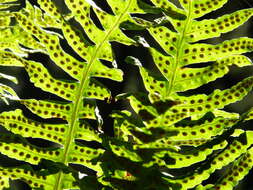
[
  {"x1": 54, "y1": 1, "x2": 133, "y2": 189},
  {"x1": 167, "y1": 2, "x2": 193, "y2": 96}
]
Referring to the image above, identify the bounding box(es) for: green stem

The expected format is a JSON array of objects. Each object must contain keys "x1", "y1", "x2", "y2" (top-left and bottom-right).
[
  {"x1": 167, "y1": 2, "x2": 193, "y2": 96},
  {"x1": 54, "y1": 1, "x2": 133, "y2": 189}
]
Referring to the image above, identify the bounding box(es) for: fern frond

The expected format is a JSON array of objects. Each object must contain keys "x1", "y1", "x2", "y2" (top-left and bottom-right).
[
  {"x1": 113, "y1": 0, "x2": 253, "y2": 189},
  {"x1": 0, "y1": 0, "x2": 143, "y2": 189},
  {"x1": 0, "y1": 0, "x2": 253, "y2": 189},
  {"x1": 0, "y1": 165, "x2": 77, "y2": 190}
]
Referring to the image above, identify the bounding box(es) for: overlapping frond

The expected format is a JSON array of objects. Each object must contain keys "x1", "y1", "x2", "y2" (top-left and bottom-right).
[{"x1": 111, "y1": 0, "x2": 253, "y2": 189}]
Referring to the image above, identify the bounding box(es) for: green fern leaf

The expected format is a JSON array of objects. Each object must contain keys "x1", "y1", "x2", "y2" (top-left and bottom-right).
[
  {"x1": 0, "y1": 0, "x2": 143, "y2": 189},
  {"x1": 113, "y1": 0, "x2": 253, "y2": 189},
  {"x1": 1, "y1": 0, "x2": 253, "y2": 189}
]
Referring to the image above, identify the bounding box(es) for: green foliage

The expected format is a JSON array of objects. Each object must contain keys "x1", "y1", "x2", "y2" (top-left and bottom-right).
[{"x1": 0, "y1": 0, "x2": 252, "y2": 190}]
